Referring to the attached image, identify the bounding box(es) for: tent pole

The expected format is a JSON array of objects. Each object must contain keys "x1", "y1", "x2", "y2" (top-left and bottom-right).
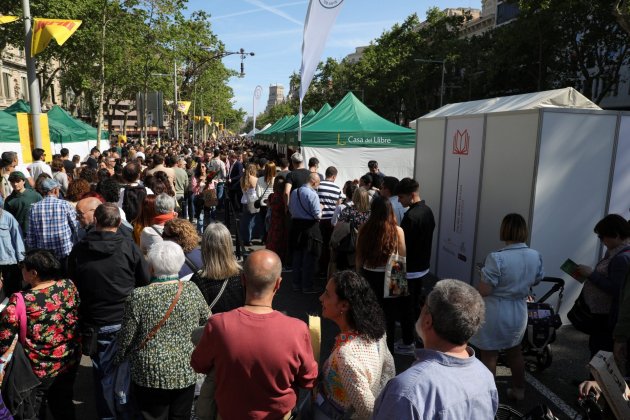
[{"x1": 298, "y1": 99, "x2": 303, "y2": 153}]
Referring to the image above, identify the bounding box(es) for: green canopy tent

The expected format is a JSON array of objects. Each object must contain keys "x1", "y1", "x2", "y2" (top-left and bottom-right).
[
  {"x1": 276, "y1": 108, "x2": 317, "y2": 149},
  {"x1": 255, "y1": 115, "x2": 291, "y2": 144},
  {"x1": 298, "y1": 92, "x2": 416, "y2": 183},
  {"x1": 285, "y1": 103, "x2": 332, "y2": 148}
]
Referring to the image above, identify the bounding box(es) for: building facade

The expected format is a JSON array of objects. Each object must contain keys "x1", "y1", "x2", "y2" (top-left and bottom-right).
[{"x1": 266, "y1": 84, "x2": 284, "y2": 112}]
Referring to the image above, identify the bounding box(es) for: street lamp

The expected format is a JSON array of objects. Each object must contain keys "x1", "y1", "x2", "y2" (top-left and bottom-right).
[
  {"x1": 253, "y1": 85, "x2": 262, "y2": 135},
  {"x1": 415, "y1": 58, "x2": 446, "y2": 107},
  {"x1": 199, "y1": 47, "x2": 255, "y2": 77}
]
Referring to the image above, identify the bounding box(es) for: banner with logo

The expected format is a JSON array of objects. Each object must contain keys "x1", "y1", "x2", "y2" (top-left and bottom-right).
[
  {"x1": 32, "y1": 19, "x2": 82, "y2": 57},
  {"x1": 436, "y1": 117, "x2": 485, "y2": 283},
  {"x1": 177, "y1": 101, "x2": 191, "y2": 115},
  {"x1": 299, "y1": 0, "x2": 345, "y2": 102}
]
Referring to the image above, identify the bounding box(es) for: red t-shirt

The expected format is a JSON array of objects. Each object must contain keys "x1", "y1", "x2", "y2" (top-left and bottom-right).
[{"x1": 191, "y1": 308, "x2": 318, "y2": 419}]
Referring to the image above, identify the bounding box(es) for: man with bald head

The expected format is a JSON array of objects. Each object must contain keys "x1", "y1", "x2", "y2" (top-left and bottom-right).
[
  {"x1": 76, "y1": 196, "x2": 133, "y2": 241},
  {"x1": 192, "y1": 250, "x2": 318, "y2": 420},
  {"x1": 68, "y1": 203, "x2": 149, "y2": 418}
]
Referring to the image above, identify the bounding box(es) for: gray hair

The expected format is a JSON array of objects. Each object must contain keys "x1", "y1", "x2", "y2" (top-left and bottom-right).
[
  {"x1": 418, "y1": 279, "x2": 485, "y2": 345},
  {"x1": 147, "y1": 241, "x2": 185, "y2": 277},
  {"x1": 155, "y1": 193, "x2": 175, "y2": 214},
  {"x1": 200, "y1": 222, "x2": 241, "y2": 279}
]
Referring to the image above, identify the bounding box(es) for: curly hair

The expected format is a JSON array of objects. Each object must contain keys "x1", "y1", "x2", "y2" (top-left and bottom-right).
[
  {"x1": 96, "y1": 178, "x2": 121, "y2": 203},
  {"x1": 79, "y1": 167, "x2": 97, "y2": 183},
  {"x1": 332, "y1": 270, "x2": 386, "y2": 340},
  {"x1": 163, "y1": 219, "x2": 199, "y2": 253},
  {"x1": 357, "y1": 196, "x2": 398, "y2": 267},
  {"x1": 65, "y1": 179, "x2": 91, "y2": 202}
]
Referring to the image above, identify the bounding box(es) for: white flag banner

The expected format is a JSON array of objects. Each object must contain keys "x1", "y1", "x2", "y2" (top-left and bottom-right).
[{"x1": 299, "y1": 0, "x2": 345, "y2": 102}]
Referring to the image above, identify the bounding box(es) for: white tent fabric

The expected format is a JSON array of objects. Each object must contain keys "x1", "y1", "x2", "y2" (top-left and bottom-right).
[
  {"x1": 302, "y1": 146, "x2": 414, "y2": 186},
  {"x1": 247, "y1": 123, "x2": 271, "y2": 138},
  {"x1": 412, "y1": 87, "x2": 600, "y2": 122}
]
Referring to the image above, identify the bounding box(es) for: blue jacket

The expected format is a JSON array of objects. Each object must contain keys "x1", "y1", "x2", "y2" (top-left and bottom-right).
[{"x1": 0, "y1": 210, "x2": 25, "y2": 265}]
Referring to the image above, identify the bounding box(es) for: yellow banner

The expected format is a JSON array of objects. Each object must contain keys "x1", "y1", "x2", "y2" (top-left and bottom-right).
[
  {"x1": 17, "y1": 113, "x2": 52, "y2": 164},
  {"x1": 203, "y1": 116, "x2": 212, "y2": 125},
  {"x1": 31, "y1": 18, "x2": 82, "y2": 57},
  {"x1": 0, "y1": 16, "x2": 19, "y2": 24},
  {"x1": 176, "y1": 101, "x2": 191, "y2": 115}
]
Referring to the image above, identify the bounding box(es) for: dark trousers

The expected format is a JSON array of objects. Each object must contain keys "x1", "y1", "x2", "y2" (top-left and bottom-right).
[
  {"x1": 361, "y1": 269, "x2": 413, "y2": 352},
  {"x1": 318, "y1": 219, "x2": 333, "y2": 274},
  {"x1": 588, "y1": 314, "x2": 613, "y2": 357},
  {"x1": 400, "y1": 274, "x2": 434, "y2": 346},
  {"x1": 133, "y1": 383, "x2": 195, "y2": 420},
  {"x1": 34, "y1": 365, "x2": 78, "y2": 420},
  {"x1": 292, "y1": 248, "x2": 318, "y2": 292}
]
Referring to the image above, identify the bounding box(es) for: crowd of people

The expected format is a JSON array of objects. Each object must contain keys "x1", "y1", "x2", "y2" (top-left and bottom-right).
[{"x1": 0, "y1": 136, "x2": 625, "y2": 419}]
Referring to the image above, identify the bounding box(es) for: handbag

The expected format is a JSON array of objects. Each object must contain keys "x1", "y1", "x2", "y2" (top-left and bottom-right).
[
  {"x1": 384, "y1": 246, "x2": 408, "y2": 298},
  {"x1": 567, "y1": 290, "x2": 597, "y2": 335},
  {"x1": 254, "y1": 183, "x2": 270, "y2": 209}
]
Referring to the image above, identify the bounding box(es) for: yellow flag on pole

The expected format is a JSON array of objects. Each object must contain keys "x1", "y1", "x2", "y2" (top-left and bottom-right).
[
  {"x1": 0, "y1": 16, "x2": 19, "y2": 24},
  {"x1": 31, "y1": 18, "x2": 82, "y2": 57},
  {"x1": 177, "y1": 101, "x2": 192, "y2": 115}
]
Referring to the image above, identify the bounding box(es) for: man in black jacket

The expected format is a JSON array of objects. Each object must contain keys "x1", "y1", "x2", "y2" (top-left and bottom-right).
[
  {"x1": 68, "y1": 203, "x2": 149, "y2": 419},
  {"x1": 396, "y1": 177, "x2": 436, "y2": 355}
]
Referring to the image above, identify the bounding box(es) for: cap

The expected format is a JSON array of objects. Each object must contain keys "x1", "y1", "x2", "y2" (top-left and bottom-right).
[
  {"x1": 40, "y1": 178, "x2": 61, "y2": 192},
  {"x1": 291, "y1": 152, "x2": 303, "y2": 163},
  {"x1": 8, "y1": 171, "x2": 26, "y2": 182}
]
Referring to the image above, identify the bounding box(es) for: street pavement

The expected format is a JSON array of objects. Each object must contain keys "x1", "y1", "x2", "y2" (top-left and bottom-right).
[{"x1": 71, "y1": 247, "x2": 603, "y2": 419}]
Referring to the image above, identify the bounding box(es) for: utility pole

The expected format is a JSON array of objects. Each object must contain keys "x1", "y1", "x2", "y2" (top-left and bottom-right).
[{"x1": 21, "y1": 0, "x2": 43, "y2": 149}]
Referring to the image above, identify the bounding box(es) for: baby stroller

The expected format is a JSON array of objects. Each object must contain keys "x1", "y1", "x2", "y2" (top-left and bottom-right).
[{"x1": 522, "y1": 277, "x2": 564, "y2": 371}]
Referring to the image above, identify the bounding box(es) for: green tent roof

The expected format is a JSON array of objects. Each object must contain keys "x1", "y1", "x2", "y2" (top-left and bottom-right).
[
  {"x1": 286, "y1": 104, "x2": 332, "y2": 146},
  {"x1": 0, "y1": 101, "x2": 107, "y2": 143},
  {"x1": 272, "y1": 110, "x2": 315, "y2": 144},
  {"x1": 256, "y1": 115, "x2": 291, "y2": 141},
  {"x1": 300, "y1": 93, "x2": 416, "y2": 148}
]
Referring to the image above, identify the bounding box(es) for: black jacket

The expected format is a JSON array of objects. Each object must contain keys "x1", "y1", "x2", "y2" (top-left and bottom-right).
[
  {"x1": 68, "y1": 230, "x2": 149, "y2": 328},
  {"x1": 401, "y1": 200, "x2": 435, "y2": 273}
]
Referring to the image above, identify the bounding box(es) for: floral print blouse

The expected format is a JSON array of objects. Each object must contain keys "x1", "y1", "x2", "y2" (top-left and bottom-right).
[
  {"x1": 338, "y1": 206, "x2": 370, "y2": 230},
  {"x1": 115, "y1": 281, "x2": 208, "y2": 389},
  {"x1": 0, "y1": 279, "x2": 81, "y2": 378}
]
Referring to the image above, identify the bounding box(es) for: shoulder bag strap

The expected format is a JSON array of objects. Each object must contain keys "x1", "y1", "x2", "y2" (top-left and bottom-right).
[
  {"x1": 14, "y1": 292, "x2": 27, "y2": 346},
  {"x1": 150, "y1": 226, "x2": 163, "y2": 237},
  {"x1": 184, "y1": 254, "x2": 200, "y2": 273},
  {"x1": 296, "y1": 187, "x2": 316, "y2": 220},
  {"x1": 137, "y1": 281, "x2": 183, "y2": 351},
  {"x1": 208, "y1": 279, "x2": 229, "y2": 312}
]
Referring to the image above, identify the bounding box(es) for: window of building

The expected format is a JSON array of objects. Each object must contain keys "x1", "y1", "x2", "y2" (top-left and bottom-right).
[
  {"x1": 21, "y1": 77, "x2": 28, "y2": 100},
  {"x1": 496, "y1": 1, "x2": 520, "y2": 25},
  {"x1": 2, "y1": 73, "x2": 11, "y2": 99}
]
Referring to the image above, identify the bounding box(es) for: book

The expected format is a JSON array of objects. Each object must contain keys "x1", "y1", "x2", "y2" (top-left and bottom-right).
[{"x1": 560, "y1": 258, "x2": 585, "y2": 282}]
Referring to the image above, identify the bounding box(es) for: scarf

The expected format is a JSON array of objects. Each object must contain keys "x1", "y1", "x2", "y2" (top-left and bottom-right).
[{"x1": 152, "y1": 211, "x2": 176, "y2": 225}]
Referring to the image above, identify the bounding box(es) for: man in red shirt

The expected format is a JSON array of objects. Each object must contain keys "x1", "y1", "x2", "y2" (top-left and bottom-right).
[{"x1": 191, "y1": 249, "x2": 318, "y2": 419}]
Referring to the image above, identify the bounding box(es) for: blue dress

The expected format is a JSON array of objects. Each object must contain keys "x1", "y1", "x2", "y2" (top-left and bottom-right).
[{"x1": 470, "y1": 243, "x2": 544, "y2": 350}]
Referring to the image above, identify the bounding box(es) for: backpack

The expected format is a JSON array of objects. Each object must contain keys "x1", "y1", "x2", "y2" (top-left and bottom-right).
[{"x1": 121, "y1": 185, "x2": 147, "y2": 223}]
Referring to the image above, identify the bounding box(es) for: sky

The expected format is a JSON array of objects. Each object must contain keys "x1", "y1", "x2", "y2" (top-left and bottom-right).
[{"x1": 185, "y1": 0, "x2": 481, "y2": 122}]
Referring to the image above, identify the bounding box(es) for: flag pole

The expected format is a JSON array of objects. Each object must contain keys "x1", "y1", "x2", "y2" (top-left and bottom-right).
[
  {"x1": 22, "y1": 0, "x2": 43, "y2": 149},
  {"x1": 298, "y1": 99, "x2": 303, "y2": 152}
]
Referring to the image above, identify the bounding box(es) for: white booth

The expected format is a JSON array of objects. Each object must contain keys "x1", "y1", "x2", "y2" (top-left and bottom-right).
[{"x1": 412, "y1": 88, "x2": 630, "y2": 318}]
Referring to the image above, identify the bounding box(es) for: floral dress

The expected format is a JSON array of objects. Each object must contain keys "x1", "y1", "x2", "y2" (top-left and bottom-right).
[
  {"x1": 0, "y1": 279, "x2": 81, "y2": 378},
  {"x1": 265, "y1": 192, "x2": 289, "y2": 261}
]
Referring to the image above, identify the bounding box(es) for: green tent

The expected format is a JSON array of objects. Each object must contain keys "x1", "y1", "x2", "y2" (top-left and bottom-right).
[
  {"x1": 285, "y1": 103, "x2": 332, "y2": 147},
  {"x1": 47, "y1": 105, "x2": 108, "y2": 141},
  {"x1": 276, "y1": 109, "x2": 316, "y2": 146},
  {"x1": 300, "y1": 92, "x2": 415, "y2": 148},
  {"x1": 297, "y1": 93, "x2": 416, "y2": 189},
  {"x1": 256, "y1": 115, "x2": 291, "y2": 142},
  {"x1": 0, "y1": 110, "x2": 20, "y2": 143}
]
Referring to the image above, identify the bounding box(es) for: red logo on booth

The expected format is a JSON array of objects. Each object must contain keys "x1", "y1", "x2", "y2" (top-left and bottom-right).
[{"x1": 452, "y1": 130, "x2": 470, "y2": 155}]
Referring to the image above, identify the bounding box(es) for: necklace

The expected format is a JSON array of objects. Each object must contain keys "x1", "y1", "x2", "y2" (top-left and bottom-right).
[{"x1": 244, "y1": 303, "x2": 273, "y2": 309}]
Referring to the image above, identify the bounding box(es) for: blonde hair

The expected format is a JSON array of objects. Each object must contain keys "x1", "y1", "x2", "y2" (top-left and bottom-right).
[
  {"x1": 353, "y1": 187, "x2": 371, "y2": 213},
  {"x1": 241, "y1": 163, "x2": 258, "y2": 190},
  {"x1": 200, "y1": 222, "x2": 241, "y2": 279}
]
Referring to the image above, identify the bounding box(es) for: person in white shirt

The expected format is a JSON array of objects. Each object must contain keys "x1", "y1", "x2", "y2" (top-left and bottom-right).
[{"x1": 27, "y1": 148, "x2": 53, "y2": 180}]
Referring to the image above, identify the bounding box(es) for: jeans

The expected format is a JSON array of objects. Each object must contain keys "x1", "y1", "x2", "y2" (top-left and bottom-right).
[
  {"x1": 92, "y1": 325, "x2": 121, "y2": 420},
  {"x1": 216, "y1": 182, "x2": 225, "y2": 208},
  {"x1": 176, "y1": 195, "x2": 186, "y2": 218},
  {"x1": 240, "y1": 211, "x2": 257, "y2": 244},
  {"x1": 183, "y1": 191, "x2": 195, "y2": 222},
  {"x1": 292, "y1": 248, "x2": 318, "y2": 292}
]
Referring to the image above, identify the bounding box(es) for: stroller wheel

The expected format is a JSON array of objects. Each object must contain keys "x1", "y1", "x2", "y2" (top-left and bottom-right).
[
  {"x1": 536, "y1": 346, "x2": 553, "y2": 370},
  {"x1": 495, "y1": 404, "x2": 524, "y2": 419}
]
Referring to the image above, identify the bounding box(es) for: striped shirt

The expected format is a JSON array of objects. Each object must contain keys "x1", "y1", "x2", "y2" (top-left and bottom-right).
[
  {"x1": 318, "y1": 180, "x2": 342, "y2": 220},
  {"x1": 26, "y1": 196, "x2": 79, "y2": 259}
]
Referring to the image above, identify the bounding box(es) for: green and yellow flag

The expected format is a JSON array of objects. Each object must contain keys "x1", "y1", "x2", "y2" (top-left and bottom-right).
[
  {"x1": 0, "y1": 16, "x2": 19, "y2": 24},
  {"x1": 31, "y1": 18, "x2": 82, "y2": 57}
]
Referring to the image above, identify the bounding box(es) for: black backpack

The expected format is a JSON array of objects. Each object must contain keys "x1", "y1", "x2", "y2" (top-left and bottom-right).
[{"x1": 121, "y1": 185, "x2": 147, "y2": 223}]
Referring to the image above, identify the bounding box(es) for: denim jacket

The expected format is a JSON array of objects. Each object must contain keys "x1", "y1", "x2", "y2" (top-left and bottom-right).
[{"x1": 0, "y1": 210, "x2": 25, "y2": 265}]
